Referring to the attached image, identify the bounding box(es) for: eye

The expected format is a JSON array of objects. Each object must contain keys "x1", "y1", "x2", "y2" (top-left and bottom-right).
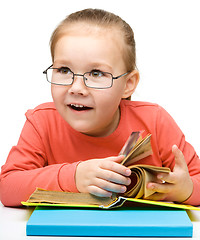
[
  {"x1": 90, "y1": 70, "x2": 105, "y2": 78},
  {"x1": 57, "y1": 67, "x2": 72, "y2": 75}
]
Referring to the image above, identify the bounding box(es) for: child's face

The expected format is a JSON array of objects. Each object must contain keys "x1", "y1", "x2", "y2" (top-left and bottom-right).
[{"x1": 51, "y1": 25, "x2": 137, "y2": 137}]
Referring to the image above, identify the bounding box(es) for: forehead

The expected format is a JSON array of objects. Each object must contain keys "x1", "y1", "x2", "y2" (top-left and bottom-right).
[
  {"x1": 55, "y1": 22, "x2": 126, "y2": 53},
  {"x1": 54, "y1": 23, "x2": 126, "y2": 71},
  {"x1": 58, "y1": 22, "x2": 124, "y2": 48},
  {"x1": 61, "y1": 22, "x2": 121, "y2": 38}
]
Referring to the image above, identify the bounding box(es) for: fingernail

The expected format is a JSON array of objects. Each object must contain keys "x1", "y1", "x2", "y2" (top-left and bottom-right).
[
  {"x1": 172, "y1": 144, "x2": 178, "y2": 151},
  {"x1": 127, "y1": 178, "x2": 131, "y2": 185},
  {"x1": 125, "y1": 169, "x2": 131, "y2": 176},
  {"x1": 121, "y1": 186, "x2": 127, "y2": 193}
]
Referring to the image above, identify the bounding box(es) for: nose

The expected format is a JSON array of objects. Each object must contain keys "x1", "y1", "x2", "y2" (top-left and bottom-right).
[{"x1": 68, "y1": 75, "x2": 88, "y2": 96}]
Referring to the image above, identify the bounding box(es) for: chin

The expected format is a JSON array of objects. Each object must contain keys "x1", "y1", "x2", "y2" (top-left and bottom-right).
[
  {"x1": 72, "y1": 124, "x2": 105, "y2": 137},
  {"x1": 69, "y1": 121, "x2": 95, "y2": 135}
]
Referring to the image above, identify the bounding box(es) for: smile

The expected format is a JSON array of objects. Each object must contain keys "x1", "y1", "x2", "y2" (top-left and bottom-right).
[{"x1": 68, "y1": 104, "x2": 93, "y2": 111}]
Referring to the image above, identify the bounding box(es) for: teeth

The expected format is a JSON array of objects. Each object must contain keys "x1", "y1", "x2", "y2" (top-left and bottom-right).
[
  {"x1": 69, "y1": 103, "x2": 92, "y2": 111},
  {"x1": 71, "y1": 104, "x2": 84, "y2": 108}
]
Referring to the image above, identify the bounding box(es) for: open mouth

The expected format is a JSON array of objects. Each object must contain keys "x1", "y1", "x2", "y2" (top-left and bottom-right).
[{"x1": 68, "y1": 104, "x2": 93, "y2": 111}]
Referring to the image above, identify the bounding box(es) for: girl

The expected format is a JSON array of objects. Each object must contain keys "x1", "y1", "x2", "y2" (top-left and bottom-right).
[{"x1": 0, "y1": 8, "x2": 199, "y2": 207}]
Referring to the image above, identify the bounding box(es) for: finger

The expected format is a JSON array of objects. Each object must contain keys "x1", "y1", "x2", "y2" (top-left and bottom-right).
[
  {"x1": 87, "y1": 185, "x2": 112, "y2": 198},
  {"x1": 157, "y1": 172, "x2": 176, "y2": 184},
  {"x1": 97, "y1": 168, "x2": 131, "y2": 186},
  {"x1": 145, "y1": 192, "x2": 167, "y2": 201},
  {"x1": 92, "y1": 178, "x2": 127, "y2": 194},
  {"x1": 100, "y1": 160, "x2": 131, "y2": 176},
  {"x1": 157, "y1": 146, "x2": 188, "y2": 184},
  {"x1": 172, "y1": 145, "x2": 187, "y2": 170},
  {"x1": 147, "y1": 182, "x2": 172, "y2": 194},
  {"x1": 105, "y1": 155, "x2": 125, "y2": 163}
]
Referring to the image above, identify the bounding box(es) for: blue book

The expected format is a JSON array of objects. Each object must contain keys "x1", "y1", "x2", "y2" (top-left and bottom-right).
[{"x1": 27, "y1": 206, "x2": 193, "y2": 237}]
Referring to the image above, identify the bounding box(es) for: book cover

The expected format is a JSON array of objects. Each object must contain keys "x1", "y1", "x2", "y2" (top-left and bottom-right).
[{"x1": 26, "y1": 206, "x2": 193, "y2": 237}]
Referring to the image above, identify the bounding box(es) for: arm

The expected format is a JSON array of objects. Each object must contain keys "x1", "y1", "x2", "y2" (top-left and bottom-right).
[
  {"x1": 0, "y1": 118, "x2": 79, "y2": 207},
  {"x1": 0, "y1": 110, "x2": 132, "y2": 206},
  {"x1": 146, "y1": 106, "x2": 200, "y2": 205}
]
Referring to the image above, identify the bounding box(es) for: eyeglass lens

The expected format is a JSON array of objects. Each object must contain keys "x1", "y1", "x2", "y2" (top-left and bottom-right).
[{"x1": 47, "y1": 68, "x2": 113, "y2": 88}]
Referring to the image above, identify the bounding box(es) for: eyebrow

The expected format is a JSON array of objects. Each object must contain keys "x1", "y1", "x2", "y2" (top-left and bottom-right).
[
  {"x1": 89, "y1": 62, "x2": 113, "y2": 72},
  {"x1": 53, "y1": 60, "x2": 113, "y2": 72},
  {"x1": 53, "y1": 60, "x2": 71, "y2": 66}
]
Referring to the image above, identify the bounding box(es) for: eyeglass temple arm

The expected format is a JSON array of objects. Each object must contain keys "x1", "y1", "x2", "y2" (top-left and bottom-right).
[
  {"x1": 43, "y1": 64, "x2": 53, "y2": 74},
  {"x1": 113, "y1": 71, "x2": 131, "y2": 79}
]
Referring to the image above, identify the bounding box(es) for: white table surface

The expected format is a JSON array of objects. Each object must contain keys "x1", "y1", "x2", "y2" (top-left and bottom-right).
[{"x1": 1, "y1": 202, "x2": 200, "y2": 240}]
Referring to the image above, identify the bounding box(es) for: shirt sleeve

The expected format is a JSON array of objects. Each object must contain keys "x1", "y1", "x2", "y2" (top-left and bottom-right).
[
  {"x1": 156, "y1": 106, "x2": 200, "y2": 205},
  {"x1": 0, "y1": 114, "x2": 79, "y2": 207}
]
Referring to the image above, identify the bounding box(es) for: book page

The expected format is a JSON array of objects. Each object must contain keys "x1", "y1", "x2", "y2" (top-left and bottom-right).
[
  {"x1": 27, "y1": 188, "x2": 115, "y2": 206},
  {"x1": 121, "y1": 133, "x2": 152, "y2": 166}
]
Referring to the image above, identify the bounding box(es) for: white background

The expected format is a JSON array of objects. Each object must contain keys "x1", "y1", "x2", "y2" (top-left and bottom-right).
[{"x1": 0, "y1": 0, "x2": 199, "y2": 167}]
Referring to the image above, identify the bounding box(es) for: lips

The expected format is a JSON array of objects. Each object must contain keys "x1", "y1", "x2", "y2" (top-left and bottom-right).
[{"x1": 68, "y1": 103, "x2": 93, "y2": 111}]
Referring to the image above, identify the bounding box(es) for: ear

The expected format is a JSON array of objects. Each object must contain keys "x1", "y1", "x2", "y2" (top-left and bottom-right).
[{"x1": 122, "y1": 70, "x2": 140, "y2": 99}]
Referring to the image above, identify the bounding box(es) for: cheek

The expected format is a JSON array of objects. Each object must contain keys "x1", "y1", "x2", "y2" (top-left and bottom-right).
[
  {"x1": 51, "y1": 85, "x2": 67, "y2": 104},
  {"x1": 94, "y1": 88, "x2": 123, "y2": 114},
  {"x1": 103, "y1": 82, "x2": 125, "y2": 103}
]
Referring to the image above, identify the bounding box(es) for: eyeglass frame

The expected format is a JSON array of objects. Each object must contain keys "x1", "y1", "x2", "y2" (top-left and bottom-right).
[{"x1": 43, "y1": 64, "x2": 131, "y2": 89}]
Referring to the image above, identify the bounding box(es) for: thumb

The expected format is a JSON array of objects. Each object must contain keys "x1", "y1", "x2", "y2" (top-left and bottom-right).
[
  {"x1": 105, "y1": 155, "x2": 125, "y2": 163},
  {"x1": 172, "y1": 145, "x2": 187, "y2": 171}
]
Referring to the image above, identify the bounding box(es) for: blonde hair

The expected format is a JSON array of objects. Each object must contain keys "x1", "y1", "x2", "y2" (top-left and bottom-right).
[{"x1": 50, "y1": 8, "x2": 136, "y2": 72}]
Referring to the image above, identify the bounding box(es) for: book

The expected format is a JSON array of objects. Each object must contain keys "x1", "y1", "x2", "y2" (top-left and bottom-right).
[
  {"x1": 26, "y1": 206, "x2": 193, "y2": 237},
  {"x1": 22, "y1": 131, "x2": 200, "y2": 211}
]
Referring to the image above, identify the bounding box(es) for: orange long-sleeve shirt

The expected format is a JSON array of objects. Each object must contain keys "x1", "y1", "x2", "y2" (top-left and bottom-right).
[{"x1": 0, "y1": 100, "x2": 200, "y2": 206}]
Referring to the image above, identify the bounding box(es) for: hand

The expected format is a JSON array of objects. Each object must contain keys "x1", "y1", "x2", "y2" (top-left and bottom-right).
[
  {"x1": 75, "y1": 155, "x2": 132, "y2": 197},
  {"x1": 146, "y1": 145, "x2": 193, "y2": 203}
]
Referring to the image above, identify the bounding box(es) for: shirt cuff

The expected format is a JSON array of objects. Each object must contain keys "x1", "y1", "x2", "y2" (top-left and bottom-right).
[
  {"x1": 183, "y1": 177, "x2": 200, "y2": 206},
  {"x1": 58, "y1": 162, "x2": 80, "y2": 193}
]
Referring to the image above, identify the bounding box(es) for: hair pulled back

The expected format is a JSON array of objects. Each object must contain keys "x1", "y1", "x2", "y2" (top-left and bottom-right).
[{"x1": 50, "y1": 8, "x2": 136, "y2": 72}]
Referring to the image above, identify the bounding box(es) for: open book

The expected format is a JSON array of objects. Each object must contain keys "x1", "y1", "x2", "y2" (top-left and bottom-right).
[{"x1": 22, "y1": 132, "x2": 200, "y2": 211}]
